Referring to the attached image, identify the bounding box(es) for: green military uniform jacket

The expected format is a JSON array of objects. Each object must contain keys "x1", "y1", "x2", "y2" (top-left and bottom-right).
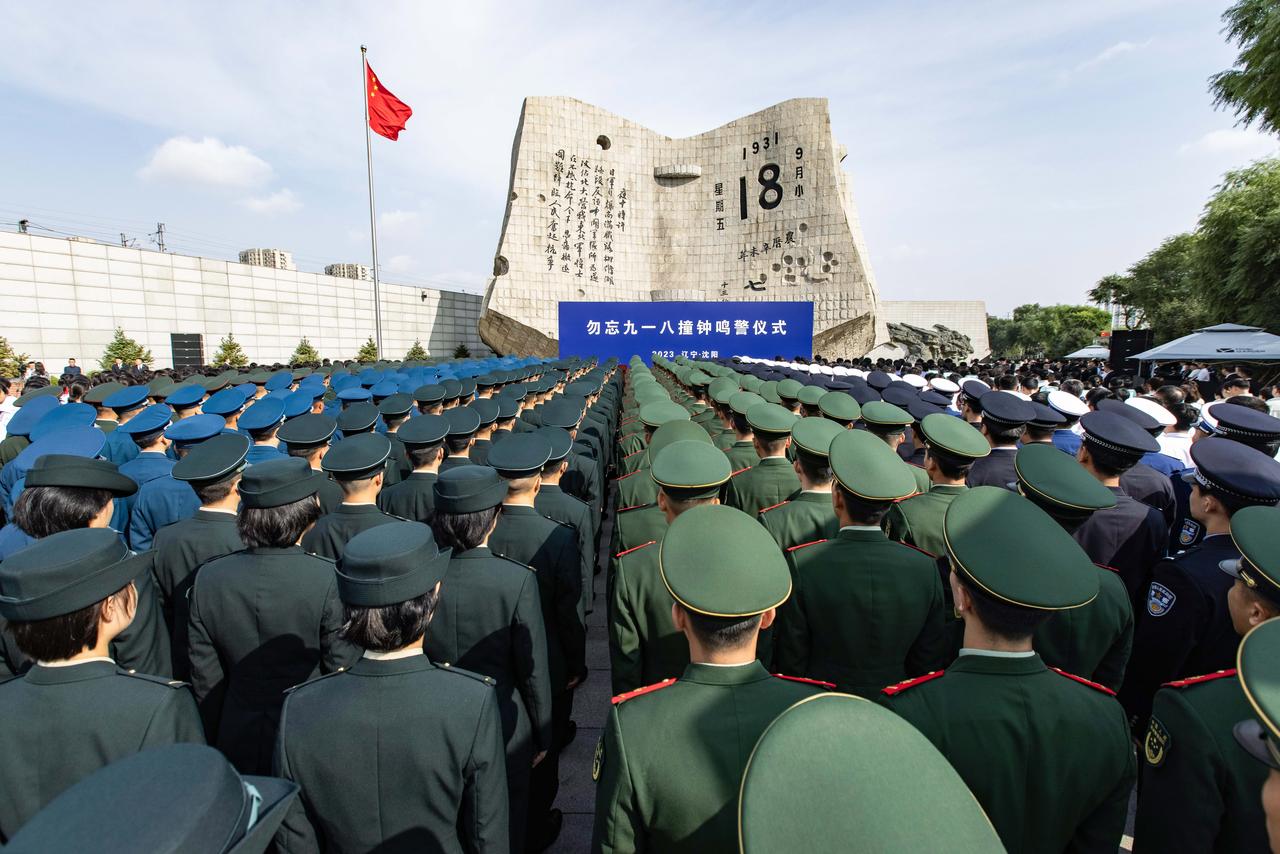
[
  {"x1": 274, "y1": 655, "x2": 509, "y2": 854},
  {"x1": 908, "y1": 463, "x2": 930, "y2": 495},
  {"x1": 758, "y1": 491, "x2": 837, "y2": 552},
  {"x1": 0, "y1": 661, "x2": 204, "y2": 841},
  {"x1": 883, "y1": 653, "x2": 1137, "y2": 854},
  {"x1": 609, "y1": 540, "x2": 689, "y2": 695},
  {"x1": 777, "y1": 528, "x2": 947, "y2": 696},
  {"x1": 724, "y1": 456, "x2": 800, "y2": 516},
  {"x1": 188, "y1": 545, "x2": 360, "y2": 774},
  {"x1": 536, "y1": 484, "x2": 596, "y2": 615},
  {"x1": 592, "y1": 661, "x2": 827, "y2": 853},
  {"x1": 300, "y1": 502, "x2": 402, "y2": 561},
  {"x1": 0, "y1": 435, "x2": 29, "y2": 467},
  {"x1": 1034, "y1": 565, "x2": 1133, "y2": 692},
  {"x1": 377, "y1": 471, "x2": 438, "y2": 523},
  {"x1": 722, "y1": 439, "x2": 759, "y2": 473},
  {"x1": 713, "y1": 431, "x2": 735, "y2": 451},
  {"x1": 615, "y1": 464, "x2": 657, "y2": 511},
  {"x1": 619, "y1": 447, "x2": 648, "y2": 476},
  {"x1": 607, "y1": 505, "x2": 668, "y2": 613},
  {"x1": 489, "y1": 505, "x2": 585, "y2": 692},
  {"x1": 1134, "y1": 669, "x2": 1268, "y2": 854},
  {"x1": 150, "y1": 508, "x2": 244, "y2": 679},
  {"x1": 884, "y1": 483, "x2": 966, "y2": 558}
]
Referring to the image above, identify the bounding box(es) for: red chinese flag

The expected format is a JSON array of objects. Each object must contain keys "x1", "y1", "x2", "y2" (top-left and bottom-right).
[{"x1": 366, "y1": 62, "x2": 412, "y2": 140}]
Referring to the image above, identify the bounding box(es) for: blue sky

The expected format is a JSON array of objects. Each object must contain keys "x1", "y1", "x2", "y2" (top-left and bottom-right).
[{"x1": 0, "y1": 0, "x2": 1274, "y2": 314}]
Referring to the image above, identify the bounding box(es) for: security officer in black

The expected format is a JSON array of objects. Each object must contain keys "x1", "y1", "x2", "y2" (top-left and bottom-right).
[
  {"x1": 1120, "y1": 437, "x2": 1280, "y2": 731},
  {"x1": 534, "y1": 426, "x2": 596, "y2": 616},
  {"x1": 965, "y1": 390, "x2": 1034, "y2": 488},
  {"x1": 189, "y1": 458, "x2": 360, "y2": 773},
  {"x1": 276, "y1": 413, "x2": 344, "y2": 515},
  {"x1": 0, "y1": 528, "x2": 204, "y2": 839},
  {"x1": 274, "y1": 522, "x2": 509, "y2": 853},
  {"x1": 301, "y1": 433, "x2": 401, "y2": 561},
  {"x1": 377, "y1": 414, "x2": 449, "y2": 523},
  {"x1": 486, "y1": 433, "x2": 584, "y2": 850},
  {"x1": 151, "y1": 434, "x2": 249, "y2": 680}
]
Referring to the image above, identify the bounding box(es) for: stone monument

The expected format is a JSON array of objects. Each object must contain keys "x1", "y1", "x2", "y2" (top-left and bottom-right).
[{"x1": 479, "y1": 97, "x2": 886, "y2": 358}]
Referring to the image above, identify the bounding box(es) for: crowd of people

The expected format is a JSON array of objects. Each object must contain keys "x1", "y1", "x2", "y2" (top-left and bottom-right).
[{"x1": 1, "y1": 348, "x2": 1280, "y2": 852}]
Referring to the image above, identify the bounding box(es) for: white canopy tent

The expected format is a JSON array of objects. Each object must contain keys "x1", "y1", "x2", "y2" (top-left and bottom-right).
[
  {"x1": 1128, "y1": 324, "x2": 1280, "y2": 371},
  {"x1": 1063, "y1": 345, "x2": 1110, "y2": 359}
]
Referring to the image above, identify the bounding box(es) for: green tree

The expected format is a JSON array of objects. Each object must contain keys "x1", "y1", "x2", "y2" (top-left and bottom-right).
[
  {"x1": 404, "y1": 339, "x2": 428, "y2": 361},
  {"x1": 99, "y1": 327, "x2": 153, "y2": 371},
  {"x1": 1194, "y1": 158, "x2": 1280, "y2": 329},
  {"x1": 0, "y1": 336, "x2": 30, "y2": 379},
  {"x1": 986, "y1": 315, "x2": 1024, "y2": 358},
  {"x1": 289, "y1": 337, "x2": 320, "y2": 367},
  {"x1": 1089, "y1": 233, "x2": 1211, "y2": 343},
  {"x1": 1210, "y1": 0, "x2": 1280, "y2": 136},
  {"x1": 355, "y1": 337, "x2": 379, "y2": 363},
  {"x1": 986, "y1": 304, "x2": 1111, "y2": 358},
  {"x1": 452, "y1": 343, "x2": 471, "y2": 359},
  {"x1": 211, "y1": 334, "x2": 248, "y2": 368}
]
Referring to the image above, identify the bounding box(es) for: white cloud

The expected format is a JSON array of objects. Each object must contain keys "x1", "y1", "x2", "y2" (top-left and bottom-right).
[
  {"x1": 241, "y1": 188, "x2": 301, "y2": 214},
  {"x1": 1179, "y1": 128, "x2": 1279, "y2": 158},
  {"x1": 138, "y1": 135, "x2": 273, "y2": 188}
]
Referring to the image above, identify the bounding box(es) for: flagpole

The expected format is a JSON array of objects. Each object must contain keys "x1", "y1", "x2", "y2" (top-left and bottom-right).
[{"x1": 361, "y1": 45, "x2": 383, "y2": 357}]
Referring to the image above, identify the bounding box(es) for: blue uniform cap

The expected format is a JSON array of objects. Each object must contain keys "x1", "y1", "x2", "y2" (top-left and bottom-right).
[
  {"x1": 202, "y1": 388, "x2": 248, "y2": 418},
  {"x1": 30, "y1": 403, "x2": 98, "y2": 441},
  {"x1": 337, "y1": 387, "x2": 373, "y2": 403},
  {"x1": 114, "y1": 404, "x2": 173, "y2": 438},
  {"x1": 283, "y1": 389, "x2": 317, "y2": 419},
  {"x1": 165, "y1": 384, "x2": 205, "y2": 409},
  {"x1": 15, "y1": 426, "x2": 107, "y2": 468},
  {"x1": 232, "y1": 382, "x2": 257, "y2": 398},
  {"x1": 102, "y1": 385, "x2": 150, "y2": 413},
  {"x1": 1183, "y1": 436, "x2": 1280, "y2": 503},
  {"x1": 239, "y1": 398, "x2": 287, "y2": 434},
  {"x1": 164, "y1": 413, "x2": 225, "y2": 447},
  {"x1": 5, "y1": 396, "x2": 60, "y2": 438},
  {"x1": 265, "y1": 372, "x2": 293, "y2": 392},
  {"x1": 370, "y1": 380, "x2": 400, "y2": 399}
]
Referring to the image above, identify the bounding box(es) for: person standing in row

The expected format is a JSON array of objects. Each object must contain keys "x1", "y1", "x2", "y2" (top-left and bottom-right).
[
  {"x1": 276, "y1": 413, "x2": 344, "y2": 514},
  {"x1": 757, "y1": 417, "x2": 841, "y2": 553},
  {"x1": 377, "y1": 413, "x2": 449, "y2": 523},
  {"x1": 301, "y1": 433, "x2": 400, "y2": 560}
]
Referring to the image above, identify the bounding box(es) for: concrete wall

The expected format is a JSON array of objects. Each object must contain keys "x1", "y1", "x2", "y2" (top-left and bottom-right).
[
  {"x1": 0, "y1": 231, "x2": 489, "y2": 369},
  {"x1": 866, "y1": 300, "x2": 990, "y2": 361}
]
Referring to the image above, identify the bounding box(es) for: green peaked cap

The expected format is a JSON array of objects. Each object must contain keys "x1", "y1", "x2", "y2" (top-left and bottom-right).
[
  {"x1": 1014, "y1": 443, "x2": 1116, "y2": 515},
  {"x1": 797, "y1": 385, "x2": 826, "y2": 407},
  {"x1": 740, "y1": 694, "x2": 1004, "y2": 854},
  {"x1": 861, "y1": 400, "x2": 913, "y2": 429},
  {"x1": 791, "y1": 417, "x2": 845, "y2": 457},
  {"x1": 746, "y1": 402, "x2": 799, "y2": 436},
  {"x1": 1226, "y1": 505, "x2": 1280, "y2": 605},
  {"x1": 729, "y1": 391, "x2": 766, "y2": 416},
  {"x1": 661, "y1": 504, "x2": 790, "y2": 617},
  {"x1": 944, "y1": 486, "x2": 1099, "y2": 610},
  {"x1": 639, "y1": 401, "x2": 690, "y2": 428},
  {"x1": 651, "y1": 440, "x2": 732, "y2": 498},
  {"x1": 1236, "y1": 619, "x2": 1280, "y2": 768},
  {"x1": 776, "y1": 379, "x2": 804, "y2": 401},
  {"x1": 919, "y1": 413, "x2": 990, "y2": 460},
  {"x1": 829, "y1": 429, "x2": 917, "y2": 501},
  {"x1": 818, "y1": 392, "x2": 861, "y2": 423}
]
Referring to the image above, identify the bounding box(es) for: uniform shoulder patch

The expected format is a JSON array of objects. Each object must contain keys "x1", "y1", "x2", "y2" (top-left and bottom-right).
[
  {"x1": 437, "y1": 662, "x2": 497, "y2": 687},
  {"x1": 772, "y1": 673, "x2": 835, "y2": 689},
  {"x1": 881, "y1": 670, "x2": 944, "y2": 696},
  {"x1": 612, "y1": 678, "x2": 676, "y2": 705},
  {"x1": 786, "y1": 538, "x2": 828, "y2": 553},
  {"x1": 1144, "y1": 716, "x2": 1170, "y2": 767},
  {"x1": 623, "y1": 448, "x2": 646, "y2": 460},
  {"x1": 1162, "y1": 668, "x2": 1237, "y2": 689},
  {"x1": 284, "y1": 667, "x2": 347, "y2": 694},
  {"x1": 613, "y1": 469, "x2": 641, "y2": 482},
  {"x1": 730, "y1": 466, "x2": 754, "y2": 478},
  {"x1": 896, "y1": 541, "x2": 937, "y2": 558},
  {"x1": 117, "y1": 669, "x2": 188, "y2": 689},
  {"x1": 617, "y1": 502, "x2": 654, "y2": 514},
  {"x1": 616, "y1": 540, "x2": 656, "y2": 559},
  {"x1": 1050, "y1": 667, "x2": 1116, "y2": 696},
  {"x1": 1095, "y1": 562, "x2": 1121, "y2": 574},
  {"x1": 493, "y1": 553, "x2": 537, "y2": 572},
  {"x1": 758, "y1": 500, "x2": 790, "y2": 515},
  {"x1": 1147, "y1": 581, "x2": 1176, "y2": 618}
]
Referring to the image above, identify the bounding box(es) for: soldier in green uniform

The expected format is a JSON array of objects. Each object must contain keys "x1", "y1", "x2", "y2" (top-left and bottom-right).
[
  {"x1": 377, "y1": 414, "x2": 448, "y2": 523},
  {"x1": 706, "y1": 379, "x2": 739, "y2": 451},
  {"x1": 1012, "y1": 443, "x2": 1133, "y2": 691},
  {"x1": 427, "y1": 466, "x2": 552, "y2": 854},
  {"x1": 276, "y1": 413, "x2": 343, "y2": 514},
  {"x1": 722, "y1": 391, "x2": 766, "y2": 472},
  {"x1": 862, "y1": 400, "x2": 930, "y2": 494},
  {"x1": 775, "y1": 378, "x2": 804, "y2": 415},
  {"x1": 151, "y1": 433, "x2": 249, "y2": 680},
  {"x1": 189, "y1": 458, "x2": 360, "y2": 773},
  {"x1": 619, "y1": 402, "x2": 689, "y2": 477},
  {"x1": 739, "y1": 693, "x2": 1004, "y2": 853},
  {"x1": 881, "y1": 486, "x2": 1135, "y2": 854},
  {"x1": 592, "y1": 503, "x2": 830, "y2": 854},
  {"x1": 614, "y1": 420, "x2": 712, "y2": 512},
  {"x1": 0, "y1": 528, "x2": 204, "y2": 839},
  {"x1": 274, "y1": 522, "x2": 509, "y2": 853},
  {"x1": 1133, "y1": 504, "x2": 1280, "y2": 853},
  {"x1": 817, "y1": 388, "x2": 861, "y2": 427},
  {"x1": 724, "y1": 403, "x2": 800, "y2": 515},
  {"x1": 758, "y1": 416, "x2": 841, "y2": 552},
  {"x1": 610, "y1": 440, "x2": 733, "y2": 695},
  {"x1": 777, "y1": 429, "x2": 947, "y2": 696},
  {"x1": 85, "y1": 380, "x2": 125, "y2": 434},
  {"x1": 884, "y1": 413, "x2": 989, "y2": 558},
  {"x1": 301, "y1": 433, "x2": 401, "y2": 560},
  {"x1": 1232, "y1": 617, "x2": 1280, "y2": 853},
  {"x1": 535, "y1": 426, "x2": 597, "y2": 615}
]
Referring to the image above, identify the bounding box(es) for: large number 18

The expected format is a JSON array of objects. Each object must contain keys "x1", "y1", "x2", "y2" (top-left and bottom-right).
[{"x1": 739, "y1": 163, "x2": 783, "y2": 219}]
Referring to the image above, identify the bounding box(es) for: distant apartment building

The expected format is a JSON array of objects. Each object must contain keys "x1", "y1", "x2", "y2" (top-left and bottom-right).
[
  {"x1": 324, "y1": 263, "x2": 372, "y2": 281},
  {"x1": 238, "y1": 248, "x2": 296, "y2": 271}
]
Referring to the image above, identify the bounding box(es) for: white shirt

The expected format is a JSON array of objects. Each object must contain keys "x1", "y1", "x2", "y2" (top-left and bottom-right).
[
  {"x1": 957, "y1": 648, "x2": 1036, "y2": 659},
  {"x1": 1157, "y1": 431, "x2": 1194, "y2": 469},
  {"x1": 362, "y1": 648, "x2": 424, "y2": 661}
]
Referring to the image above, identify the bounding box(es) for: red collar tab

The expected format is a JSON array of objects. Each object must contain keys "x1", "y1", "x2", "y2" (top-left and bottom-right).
[{"x1": 881, "y1": 670, "x2": 945, "y2": 696}]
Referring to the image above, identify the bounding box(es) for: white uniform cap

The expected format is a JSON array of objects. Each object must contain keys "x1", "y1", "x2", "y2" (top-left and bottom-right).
[
  {"x1": 1126, "y1": 397, "x2": 1176, "y2": 427},
  {"x1": 902, "y1": 374, "x2": 927, "y2": 389},
  {"x1": 929, "y1": 378, "x2": 960, "y2": 394},
  {"x1": 1047, "y1": 389, "x2": 1089, "y2": 418},
  {"x1": 833, "y1": 366, "x2": 850, "y2": 376}
]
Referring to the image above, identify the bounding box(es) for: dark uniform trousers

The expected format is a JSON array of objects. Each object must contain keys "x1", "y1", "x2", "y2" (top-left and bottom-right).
[
  {"x1": 0, "y1": 661, "x2": 204, "y2": 840},
  {"x1": 883, "y1": 653, "x2": 1136, "y2": 854},
  {"x1": 592, "y1": 661, "x2": 825, "y2": 853},
  {"x1": 150, "y1": 508, "x2": 244, "y2": 679},
  {"x1": 424, "y1": 547, "x2": 554, "y2": 853},
  {"x1": 1119, "y1": 534, "x2": 1241, "y2": 731},
  {"x1": 187, "y1": 545, "x2": 360, "y2": 774},
  {"x1": 300, "y1": 502, "x2": 402, "y2": 561},
  {"x1": 776, "y1": 528, "x2": 947, "y2": 696},
  {"x1": 378, "y1": 471, "x2": 439, "y2": 523},
  {"x1": 1134, "y1": 670, "x2": 1269, "y2": 853},
  {"x1": 274, "y1": 655, "x2": 509, "y2": 854}
]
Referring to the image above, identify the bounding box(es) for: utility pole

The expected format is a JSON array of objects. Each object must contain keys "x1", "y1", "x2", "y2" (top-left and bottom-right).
[
  {"x1": 17, "y1": 219, "x2": 28, "y2": 234},
  {"x1": 121, "y1": 233, "x2": 129, "y2": 247},
  {"x1": 155, "y1": 222, "x2": 166, "y2": 252}
]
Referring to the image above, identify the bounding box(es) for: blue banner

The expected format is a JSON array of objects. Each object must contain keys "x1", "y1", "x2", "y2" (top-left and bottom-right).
[{"x1": 558, "y1": 301, "x2": 813, "y2": 364}]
